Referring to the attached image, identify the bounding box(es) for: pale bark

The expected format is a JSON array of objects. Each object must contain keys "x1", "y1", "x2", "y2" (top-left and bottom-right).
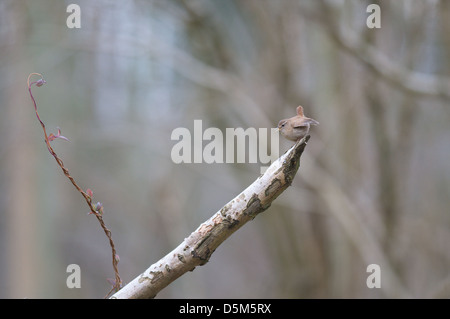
[{"x1": 111, "y1": 135, "x2": 310, "y2": 299}]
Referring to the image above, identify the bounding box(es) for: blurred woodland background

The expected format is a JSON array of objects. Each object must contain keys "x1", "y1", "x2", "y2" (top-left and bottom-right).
[{"x1": 1, "y1": 0, "x2": 450, "y2": 298}]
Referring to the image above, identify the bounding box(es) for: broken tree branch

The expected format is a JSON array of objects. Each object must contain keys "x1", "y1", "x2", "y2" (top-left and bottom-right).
[{"x1": 111, "y1": 135, "x2": 311, "y2": 299}]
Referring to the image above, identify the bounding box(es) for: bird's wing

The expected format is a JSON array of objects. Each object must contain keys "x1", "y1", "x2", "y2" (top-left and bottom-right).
[{"x1": 293, "y1": 118, "x2": 319, "y2": 128}]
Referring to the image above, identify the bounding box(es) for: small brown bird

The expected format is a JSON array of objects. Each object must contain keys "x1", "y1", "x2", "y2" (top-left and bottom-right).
[{"x1": 278, "y1": 105, "x2": 319, "y2": 141}]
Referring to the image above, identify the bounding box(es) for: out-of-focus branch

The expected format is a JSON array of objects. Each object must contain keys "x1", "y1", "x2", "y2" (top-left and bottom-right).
[
  {"x1": 307, "y1": 1, "x2": 450, "y2": 100},
  {"x1": 300, "y1": 158, "x2": 411, "y2": 298},
  {"x1": 147, "y1": 38, "x2": 272, "y2": 127},
  {"x1": 111, "y1": 135, "x2": 310, "y2": 299},
  {"x1": 327, "y1": 27, "x2": 450, "y2": 99}
]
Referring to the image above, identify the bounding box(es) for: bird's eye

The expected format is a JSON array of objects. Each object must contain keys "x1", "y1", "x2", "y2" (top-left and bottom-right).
[{"x1": 281, "y1": 123, "x2": 285, "y2": 127}]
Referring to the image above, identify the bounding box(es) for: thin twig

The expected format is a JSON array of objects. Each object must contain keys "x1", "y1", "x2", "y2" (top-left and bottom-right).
[{"x1": 27, "y1": 73, "x2": 122, "y2": 297}]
